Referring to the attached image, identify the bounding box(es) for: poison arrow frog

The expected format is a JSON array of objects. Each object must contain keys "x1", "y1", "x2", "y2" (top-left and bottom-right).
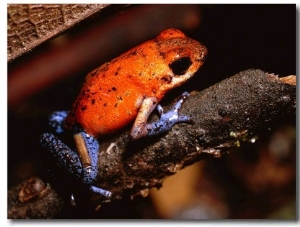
[{"x1": 40, "y1": 28, "x2": 207, "y2": 200}]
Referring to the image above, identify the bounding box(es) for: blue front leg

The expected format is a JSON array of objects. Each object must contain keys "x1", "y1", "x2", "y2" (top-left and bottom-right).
[
  {"x1": 40, "y1": 111, "x2": 111, "y2": 198},
  {"x1": 146, "y1": 92, "x2": 192, "y2": 136}
]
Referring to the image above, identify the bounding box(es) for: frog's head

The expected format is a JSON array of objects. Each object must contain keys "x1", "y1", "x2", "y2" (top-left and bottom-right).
[{"x1": 153, "y1": 28, "x2": 208, "y2": 96}]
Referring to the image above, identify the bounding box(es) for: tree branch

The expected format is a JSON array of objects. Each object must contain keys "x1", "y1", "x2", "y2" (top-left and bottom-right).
[
  {"x1": 95, "y1": 68, "x2": 296, "y2": 199},
  {"x1": 7, "y1": 69, "x2": 296, "y2": 218}
]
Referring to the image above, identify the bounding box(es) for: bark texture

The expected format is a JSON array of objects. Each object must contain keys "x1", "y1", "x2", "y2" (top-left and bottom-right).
[{"x1": 7, "y1": 4, "x2": 109, "y2": 62}]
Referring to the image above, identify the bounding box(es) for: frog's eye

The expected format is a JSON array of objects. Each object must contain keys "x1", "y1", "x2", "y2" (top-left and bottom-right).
[{"x1": 169, "y1": 57, "x2": 192, "y2": 75}]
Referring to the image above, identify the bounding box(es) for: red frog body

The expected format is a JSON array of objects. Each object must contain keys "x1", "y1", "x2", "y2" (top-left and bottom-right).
[{"x1": 66, "y1": 28, "x2": 207, "y2": 137}]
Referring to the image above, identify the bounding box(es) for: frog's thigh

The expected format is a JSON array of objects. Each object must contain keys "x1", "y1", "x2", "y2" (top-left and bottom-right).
[{"x1": 40, "y1": 133, "x2": 87, "y2": 181}]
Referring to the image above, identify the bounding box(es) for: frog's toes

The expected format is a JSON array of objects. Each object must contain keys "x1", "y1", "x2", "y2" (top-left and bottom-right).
[
  {"x1": 170, "y1": 91, "x2": 190, "y2": 114},
  {"x1": 90, "y1": 186, "x2": 112, "y2": 198},
  {"x1": 48, "y1": 111, "x2": 69, "y2": 133}
]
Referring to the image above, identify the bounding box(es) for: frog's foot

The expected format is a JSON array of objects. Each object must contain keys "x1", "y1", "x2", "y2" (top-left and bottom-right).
[
  {"x1": 48, "y1": 111, "x2": 69, "y2": 133},
  {"x1": 90, "y1": 186, "x2": 112, "y2": 198},
  {"x1": 40, "y1": 132, "x2": 111, "y2": 198},
  {"x1": 146, "y1": 91, "x2": 192, "y2": 136}
]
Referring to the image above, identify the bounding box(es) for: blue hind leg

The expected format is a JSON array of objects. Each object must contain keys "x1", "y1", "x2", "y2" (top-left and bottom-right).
[{"x1": 41, "y1": 111, "x2": 112, "y2": 198}]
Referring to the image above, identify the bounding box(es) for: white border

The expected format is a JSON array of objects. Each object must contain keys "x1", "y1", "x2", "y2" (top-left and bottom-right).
[{"x1": 3, "y1": 2, "x2": 299, "y2": 226}]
